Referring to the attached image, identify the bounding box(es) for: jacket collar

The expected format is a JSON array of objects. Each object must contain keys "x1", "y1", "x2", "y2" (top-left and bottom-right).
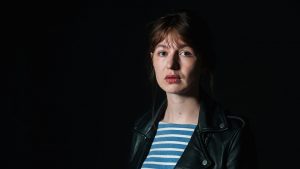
[
  {"x1": 198, "y1": 93, "x2": 228, "y2": 132},
  {"x1": 134, "y1": 91, "x2": 228, "y2": 138}
]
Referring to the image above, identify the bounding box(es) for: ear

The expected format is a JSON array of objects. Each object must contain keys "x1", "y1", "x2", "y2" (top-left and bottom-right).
[{"x1": 150, "y1": 52, "x2": 154, "y2": 63}]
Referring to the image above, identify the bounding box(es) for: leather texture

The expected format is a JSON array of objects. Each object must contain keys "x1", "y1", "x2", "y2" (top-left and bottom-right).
[{"x1": 129, "y1": 93, "x2": 257, "y2": 169}]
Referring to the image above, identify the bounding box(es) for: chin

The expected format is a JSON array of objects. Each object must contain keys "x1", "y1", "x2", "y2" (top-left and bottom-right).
[
  {"x1": 162, "y1": 86, "x2": 187, "y2": 94},
  {"x1": 157, "y1": 80, "x2": 191, "y2": 94}
]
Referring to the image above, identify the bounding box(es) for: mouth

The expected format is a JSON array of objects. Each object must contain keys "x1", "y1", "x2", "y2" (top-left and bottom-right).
[{"x1": 165, "y1": 75, "x2": 181, "y2": 84}]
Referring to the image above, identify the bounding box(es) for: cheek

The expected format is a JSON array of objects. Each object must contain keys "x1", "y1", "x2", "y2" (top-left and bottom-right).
[
  {"x1": 152, "y1": 62, "x2": 166, "y2": 86},
  {"x1": 185, "y1": 63, "x2": 200, "y2": 81},
  {"x1": 152, "y1": 60, "x2": 163, "y2": 74}
]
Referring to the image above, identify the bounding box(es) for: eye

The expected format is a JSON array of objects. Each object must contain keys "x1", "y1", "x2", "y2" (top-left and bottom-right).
[
  {"x1": 179, "y1": 50, "x2": 193, "y2": 57},
  {"x1": 157, "y1": 51, "x2": 168, "y2": 57}
]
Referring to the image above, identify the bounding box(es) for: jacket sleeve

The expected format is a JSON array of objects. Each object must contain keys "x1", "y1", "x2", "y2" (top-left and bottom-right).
[{"x1": 226, "y1": 122, "x2": 258, "y2": 169}]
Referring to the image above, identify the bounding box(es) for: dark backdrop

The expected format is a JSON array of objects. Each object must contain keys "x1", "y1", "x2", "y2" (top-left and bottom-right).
[{"x1": 7, "y1": 0, "x2": 300, "y2": 168}]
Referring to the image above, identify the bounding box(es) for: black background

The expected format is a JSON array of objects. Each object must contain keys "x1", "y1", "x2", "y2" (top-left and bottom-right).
[{"x1": 7, "y1": 0, "x2": 300, "y2": 168}]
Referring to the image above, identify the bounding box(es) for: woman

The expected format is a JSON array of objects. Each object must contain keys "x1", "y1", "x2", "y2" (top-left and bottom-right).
[{"x1": 129, "y1": 10, "x2": 256, "y2": 169}]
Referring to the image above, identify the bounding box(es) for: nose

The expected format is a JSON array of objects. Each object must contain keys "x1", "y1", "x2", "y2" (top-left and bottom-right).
[{"x1": 166, "y1": 52, "x2": 180, "y2": 70}]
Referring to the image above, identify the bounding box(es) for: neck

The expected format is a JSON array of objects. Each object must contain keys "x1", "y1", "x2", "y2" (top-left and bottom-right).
[{"x1": 163, "y1": 92, "x2": 200, "y2": 125}]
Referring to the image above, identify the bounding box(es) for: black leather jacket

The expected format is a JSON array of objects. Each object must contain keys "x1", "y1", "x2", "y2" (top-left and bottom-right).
[{"x1": 129, "y1": 94, "x2": 257, "y2": 169}]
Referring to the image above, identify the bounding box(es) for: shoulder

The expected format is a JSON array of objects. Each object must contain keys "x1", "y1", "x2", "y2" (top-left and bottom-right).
[
  {"x1": 223, "y1": 111, "x2": 253, "y2": 144},
  {"x1": 132, "y1": 110, "x2": 153, "y2": 132},
  {"x1": 225, "y1": 114, "x2": 246, "y2": 130},
  {"x1": 132, "y1": 100, "x2": 167, "y2": 132}
]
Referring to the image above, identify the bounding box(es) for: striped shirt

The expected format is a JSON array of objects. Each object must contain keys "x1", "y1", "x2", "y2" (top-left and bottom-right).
[{"x1": 141, "y1": 121, "x2": 197, "y2": 169}]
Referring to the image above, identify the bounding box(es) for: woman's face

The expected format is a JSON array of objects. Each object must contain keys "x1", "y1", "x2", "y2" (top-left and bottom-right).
[{"x1": 152, "y1": 34, "x2": 200, "y2": 95}]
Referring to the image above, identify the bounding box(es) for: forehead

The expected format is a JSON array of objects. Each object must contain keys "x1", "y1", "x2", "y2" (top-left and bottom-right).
[{"x1": 155, "y1": 33, "x2": 189, "y2": 49}]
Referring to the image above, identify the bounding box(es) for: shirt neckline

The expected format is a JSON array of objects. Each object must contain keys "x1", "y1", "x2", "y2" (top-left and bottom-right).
[{"x1": 159, "y1": 121, "x2": 197, "y2": 126}]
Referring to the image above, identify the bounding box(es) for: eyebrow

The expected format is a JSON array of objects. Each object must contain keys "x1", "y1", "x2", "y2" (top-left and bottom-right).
[{"x1": 156, "y1": 44, "x2": 190, "y2": 49}]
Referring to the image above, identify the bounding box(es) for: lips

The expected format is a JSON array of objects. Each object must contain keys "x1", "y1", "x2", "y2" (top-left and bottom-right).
[
  {"x1": 165, "y1": 75, "x2": 181, "y2": 84},
  {"x1": 165, "y1": 75, "x2": 180, "y2": 79}
]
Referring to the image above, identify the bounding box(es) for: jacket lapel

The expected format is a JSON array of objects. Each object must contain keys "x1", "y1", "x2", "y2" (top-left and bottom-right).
[{"x1": 174, "y1": 93, "x2": 228, "y2": 169}]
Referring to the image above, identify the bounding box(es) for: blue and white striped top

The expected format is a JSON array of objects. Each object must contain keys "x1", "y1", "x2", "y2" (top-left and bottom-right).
[{"x1": 141, "y1": 121, "x2": 197, "y2": 169}]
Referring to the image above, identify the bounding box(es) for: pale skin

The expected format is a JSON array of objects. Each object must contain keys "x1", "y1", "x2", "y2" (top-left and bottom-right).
[{"x1": 151, "y1": 33, "x2": 202, "y2": 125}]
